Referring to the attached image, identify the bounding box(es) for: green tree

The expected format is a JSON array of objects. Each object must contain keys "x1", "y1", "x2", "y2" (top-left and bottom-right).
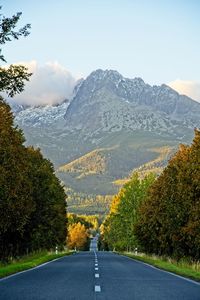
[
  {"x1": 0, "y1": 6, "x2": 32, "y2": 96},
  {"x1": 102, "y1": 173, "x2": 155, "y2": 251},
  {"x1": 0, "y1": 97, "x2": 35, "y2": 260},
  {"x1": 0, "y1": 7, "x2": 67, "y2": 261},
  {"x1": 0, "y1": 100, "x2": 67, "y2": 259},
  {"x1": 68, "y1": 213, "x2": 93, "y2": 229},
  {"x1": 135, "y1": 129, "x2": 200, "y2": 259},
  {"x1": 24, "y1": 147, "x2": 67, "y2": 252}
]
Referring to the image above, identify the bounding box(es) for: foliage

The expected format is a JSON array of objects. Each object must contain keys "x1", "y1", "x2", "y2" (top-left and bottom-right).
[
  {"x1": 0, "y1": 97, "x2": 67, "y2": 261},
  {"x1": 67, "y1": 222, "x2": 89, "y2": 251},
  {"x1": 0, "y1": 97, "x2": 33, "y2": 259},
  {"x1": 101, "y1": 172, "x2": 155, "y2": 251},
  {"x1": 0, "y1": 7, "x2": 66, "y2": 262},
  {"x1": 67, "y1": 213, "x2": 99, "y2": 250},
  {"x1": 23, "y1": 147, "x2": 67, "y2": 252},
  {"x1": 0, "y1": 64, "x2": 32, "y2": 97},
  {"x1": 135, "y1": 129, "x2": 200, "y2": 259},
  {"x1": 0, "y1": 251, "x2": 71, "y2": 279},
  {"x1": 0, "y1": 8, "x2": 30, "y2": 57},
  {"x1": 66, "y1": 188, "x2": 112, "y2": 215},
  {"x1": 0, "y1": 6, "x2": 32, "y2": 96},
  {"x1": 121, "y1": 252, "x2": 200, "y2": 282},
  {"x1": 68, "y1": 213, "x2": 99, "y2": 231}
]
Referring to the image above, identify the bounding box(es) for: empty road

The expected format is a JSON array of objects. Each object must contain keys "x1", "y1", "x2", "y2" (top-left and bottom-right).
[{"x1": 0, "y1": 241, "x2": 199, "y2": 299}]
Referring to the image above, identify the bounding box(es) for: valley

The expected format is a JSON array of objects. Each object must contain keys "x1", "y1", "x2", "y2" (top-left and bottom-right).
[{"x1": 12, "y1": 69, "x2": 200, "y2": 215}]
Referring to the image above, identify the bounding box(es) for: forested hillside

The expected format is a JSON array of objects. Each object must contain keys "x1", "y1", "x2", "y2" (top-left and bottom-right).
[{"x1": 13, "y1": 68, "x2": 200, "y2": 214}]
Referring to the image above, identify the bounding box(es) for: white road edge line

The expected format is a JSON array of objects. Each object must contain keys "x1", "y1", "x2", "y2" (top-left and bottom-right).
[
  {"x1": 95, "y1": 263, "x2": 98, "y2": 266},
  {"x1": 95, "y1": 273, "x2": 99, "y2": 278},
  {"x1": 95, "y1": 285, "x2": 101, "y2": 292},
  {"x1": 95, "y1": 267, "x2": 98, "y2": 270},
  {"x1": 119, "y1": 253, "x2": 200, "y2": 286},
  {"x1": 0, "y1": 255, "x2": 67, "y2": 282}
]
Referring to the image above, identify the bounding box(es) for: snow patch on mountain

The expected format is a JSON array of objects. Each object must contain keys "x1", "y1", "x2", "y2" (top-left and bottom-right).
[
  {"x1": 13, "y1": 69, "x2": 200, "y2": 140},
  {"x1": 14, "y1": 100, "x2": 69, "y2": 128}
]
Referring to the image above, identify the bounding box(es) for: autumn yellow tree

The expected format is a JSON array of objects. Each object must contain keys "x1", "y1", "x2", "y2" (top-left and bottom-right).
[{"x1": 67, "y1": 222, "x2": 89, "y2": 250}]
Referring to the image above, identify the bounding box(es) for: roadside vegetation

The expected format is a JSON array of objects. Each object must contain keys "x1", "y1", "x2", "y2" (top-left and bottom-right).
[
  {"x1": 0, "y1": 251, "x2": 72, "y2": 279},
  {"x1": 0, "y1": 8, "x2": 66, "y2": 263},
  {"x1": 0, "y1": 96, "x2": 67, "y2": 262},
  {"x1": 120, "y1": 252, "x2": 200, "y2": 282},
  {"x1": 67, "y1": 213, "x2": 99, "y2": 250},
  {"x1": 100, "y1": 129, "x2": 200, "y2": 279}
]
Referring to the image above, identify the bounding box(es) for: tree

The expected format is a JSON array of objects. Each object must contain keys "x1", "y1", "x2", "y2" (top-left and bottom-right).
[
  {"x1": 68, "y1": 213, "x2": 93, "y2": 229},
  {"x1": 0, "y1": 99, "x2": 67, "y2": 260},
  {"x1": 67, "y1": 222, "x2": 89, "y2": 250},
  {"x1": 0, "y1": 6, "x2": 32, "y2": 96},
  {"x1": 0, "y1": 7, "x2": 67, "y2": 261},
  {"x1": 0, "y1": 6, "x2": 33, "y2": 261},
  {"x1": 23, "y1": 147, "x2": 67, "y2": 252},
  {"x1": 0, "y1": 97, "x2": 35, "y2": 260},
  {"x1": 135, "y1": 129, "x2": 200, "y2": 259},
  {"x1": 102, "y1": 173, "x2": 155, "y2": 251}
]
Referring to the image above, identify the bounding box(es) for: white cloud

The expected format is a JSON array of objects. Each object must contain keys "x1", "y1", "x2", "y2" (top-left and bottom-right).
[
  {"x1": 12, "y1": 61, "x2": 78, "y2": 106},
  {"x1": 168, "y1": 79, "x2": 200, "y2": 103}
]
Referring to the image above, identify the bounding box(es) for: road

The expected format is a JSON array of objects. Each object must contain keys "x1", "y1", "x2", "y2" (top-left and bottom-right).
[{"x1": 0, "y1": 239, "x2": 199, "y2": 300}]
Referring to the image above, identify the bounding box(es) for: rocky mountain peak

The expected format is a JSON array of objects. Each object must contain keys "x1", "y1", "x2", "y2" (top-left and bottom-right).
[
  {"x1": 131, "y1": 77, "x2": 146, "y2": 86},
  {"x1": 89, "y1": 69, "x2": 122, "y2": 81},
  {"x1": 13, "y1": 68, "x2": 200, "y2": 142},
  {"x1": 83, "y1": 69, "x2": 146, "y2": 92},
  {"x1": 12, "y1": 69, "x2": 200, "y2": 203},
  {"x1": 65, "y1": 69, "x2": 200, "y2": 137}
]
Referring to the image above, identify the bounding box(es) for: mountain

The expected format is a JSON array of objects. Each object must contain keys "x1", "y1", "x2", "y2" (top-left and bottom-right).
[
  {"x1": 64, "y1": 69, "x2": 200, "y2": 137},
  {"x1": 13, "y1": 99, "x2": 69, "y2": 128},
  {"x1": 12, "y1": 69, "x2": 200, "y2": 214}
]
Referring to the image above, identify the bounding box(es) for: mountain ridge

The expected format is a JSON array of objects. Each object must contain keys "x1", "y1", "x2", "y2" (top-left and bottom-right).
[
  {"x1": 64, "y1": 69, "x2": 200, "y2": 138},
  {"x1": 11, "y1": 69, "x2": 200, "y2": 214}
]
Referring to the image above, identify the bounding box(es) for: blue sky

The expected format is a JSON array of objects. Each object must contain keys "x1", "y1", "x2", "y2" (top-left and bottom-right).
[{"x1": 1, "y1": 0, "x2": 200, "y2": 104}]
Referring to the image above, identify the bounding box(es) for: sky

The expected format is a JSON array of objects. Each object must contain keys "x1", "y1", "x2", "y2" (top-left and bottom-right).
[{"x1": 1, "y1": 0, "x2": 200, "y2": 105}]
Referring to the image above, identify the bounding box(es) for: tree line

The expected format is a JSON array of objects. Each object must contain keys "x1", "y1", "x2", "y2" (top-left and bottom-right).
[
  {"x1": 0, "y1": 97, "x2": 67, "y2": 261},
  {"x1": 0, "y1": 8, "x2": 66, "y2": 261},
  {"x1": 101, "y1": 129, "x2": 200, "y2": 260},
  {"x1": 67, "y1": 213, "x2": 99, "y2": 251}
]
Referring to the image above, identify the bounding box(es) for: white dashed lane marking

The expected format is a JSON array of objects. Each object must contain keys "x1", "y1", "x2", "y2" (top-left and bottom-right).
[
  {"x1": 94, "y1": 250, "x2": 101, "y2": 293},
  {"x1": 95, "y1": 285, "x2": 101, "y2": 292}
]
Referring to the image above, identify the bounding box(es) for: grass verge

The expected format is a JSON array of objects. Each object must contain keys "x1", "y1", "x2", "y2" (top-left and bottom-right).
[
  {"x1": 120, "y1": 252, "x2": 200, "y2": 282},
  {"x1": 0, "y1": 251, "x2": 72, "y2": 279}
]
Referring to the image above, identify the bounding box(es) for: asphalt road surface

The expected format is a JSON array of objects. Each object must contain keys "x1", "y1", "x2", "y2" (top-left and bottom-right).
[{"x1": 0, "y1": 239, "x2": 199, "y2": 300}]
